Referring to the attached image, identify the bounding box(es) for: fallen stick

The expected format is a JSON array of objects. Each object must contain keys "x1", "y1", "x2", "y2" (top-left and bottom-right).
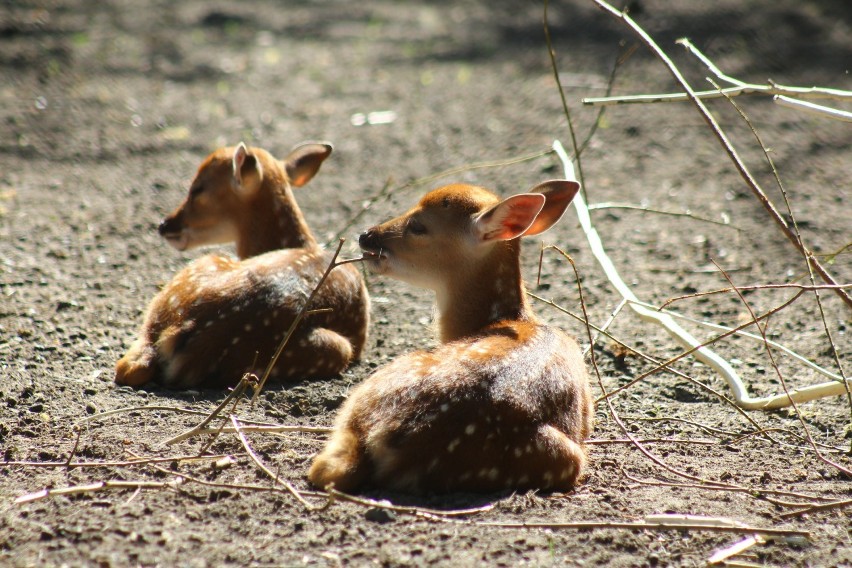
[
  {"x1": 477, "y1": 514, "x2": 808, "y2": 538},
  {"x1": 554, "y1": 139, "x2": 851, "y2": 410},
  {"x1": 588, "y1": 0, "x2": 852, "y2": 311},
  {"x1": 775, "y1": 95, "x2": 852, "y2": 122}
]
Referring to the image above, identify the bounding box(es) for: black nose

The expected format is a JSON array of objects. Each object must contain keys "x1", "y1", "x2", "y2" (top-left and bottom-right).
[
  {"x1": 158, "y1": 217, "x2": 179, "y2": 236},
  {"x1": 359, "y1": 229, "x2": 377, "y2": 249}
]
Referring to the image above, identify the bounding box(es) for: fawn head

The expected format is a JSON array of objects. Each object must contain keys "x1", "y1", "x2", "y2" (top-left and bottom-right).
[
  {"x1": 158, "y1": 142, "x2": 332, "y2": 251},
  {"x1": 358, "y1": 180, "x2": 579, "y2": 292}
]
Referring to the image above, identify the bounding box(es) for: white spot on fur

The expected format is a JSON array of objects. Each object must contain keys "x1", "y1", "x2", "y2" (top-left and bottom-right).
[
  {"x1": 543, "y1": 471, "x2": 554, "y2": 485},
  {"x1": 513, "y1": 447, "x2": 523, "y2": 458},
  {"x1": 465, "y1": 424, "x2": 476, "y2": 436},
  {"x1": 447, "y1": 438, "x2": 461, "y2": 453},
  {"x1": 440, "y1": 403, "x2": 449, "y2": 413},
  {"x1": 231, "y1": 337, "x2": 240, "y2": 345},
  {"x1": 487, "y1": 468, "x2": 499, "y2": 481},
  {"x1": 244, "y1": 324, "x2": 252, "y2": 332},
  {"x1": 518, "y1": 474, "x2": 530, "y2": 485}
]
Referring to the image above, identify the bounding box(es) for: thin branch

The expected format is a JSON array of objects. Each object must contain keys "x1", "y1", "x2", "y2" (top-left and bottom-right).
[
  {"x1": 634, "y1": 298, "x2": 846, "y2": 384},
  {"x1": 712, "y1": 260, "x2": 851, "y2": 478},
  {"x1": 329, "y1": 149, "x2": 555, "y2": 248},
  {"x1": 16, "y1": 480, "x2": 181, "y2": 504},
  {"x1": 589, "y1": 0, "x2": 852, "y2": 310},
  {"x1": 583, "y1": 83, "x2": 852, "y2": 106},
  {"x1": 588, "y1": 202, "x2": 740, "y2": 229},
  {"x1": 553, "y1": 139, "x2": 806, "y2": 410},
  {"x1": 476, "y1": 517, "x2": 808, "y2": 538},
  {"x1": 780, "y1": 497, "x2": 852, "y2": 518},
  {"x1": 528, "y1": 291, "x2": 777, "y2": 441},
  {"x1": 229, "y1": 415, "x2": 327, "y2": 511},
  {"x1": 660, "y1": 283, "x2": 852, "y2": 309},
  {"x1": 325, "y1": 488, "x2": 495, "y2": 518},
  {"x1": 775, "y1": 95, "x2": 852, "y2": 122},
  {"x1": 543, "y1": 0, "x2": 586, "y2": 200},
  {"x1": 163, "y1": 376, "x2": 252, "y2": 446},
  {"x1": 252, "y1": 239, "x2": 349, "y2": 402},
  {"x1": 5, "y1": 454, "x2": 233, "y2": 469},
  {"x1": 165, "y1": 424, "x2": 332, "y2": 438}
]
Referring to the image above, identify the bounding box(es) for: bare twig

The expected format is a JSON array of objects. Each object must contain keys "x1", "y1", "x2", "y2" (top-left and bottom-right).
[
  {"x1": 588, "y1": 202, "x2": 739, "y2": 229},
  {"x1": 583, "y1": 83, "x2": 852, "y2": 107},
  {"x1": 16, "y1": 480, "x2": 181, "y2": 504},
  {"x1": 476, "y1": 516, "x2": 808, "y2": 538},
  {"x1": 780, "y1": 497, "x2": 852, "y2": 518},
  {"x1": 330, "y1": 149, "x2": 555, "y2": 248},
  {"x1": 252, "y1": 239, "x2": 350, "y2": 402},
  {"x1": 543, "y1": 0, "x2": 586, "y2": 200},
  {"x1": 5, "y1": 454, "x2": 233, "y2": 469},
  {"x1": 554, "y1": 139, "x2": 813, "y2": 410},
  {"x1": 660, "y1": 283, "x2": 852, "y2": 309},
  {"x1": 712, "y1": 260, "x2": 851, "y2": 478},
  {"x1": 325, "y1": 488, "x2": 495, "y2": 518},
  {"x1": 166, "y1": 424, "x2": 332, "y2": 438},
  {"x1": 588, "y1": 0, "x2": 852, "y2": 310},
  {"x1": 163, "y1": 376, "x2": 252, "y2": 445},
  {"x1": 529, "y1": 291, "x2": 777, "y2": 440},
  {"x1": 775, "y1": 95, "x2": 852, "y2": 122},
  {"x1": 230, "y1": 415, "x2": 327, "y2": 511}
]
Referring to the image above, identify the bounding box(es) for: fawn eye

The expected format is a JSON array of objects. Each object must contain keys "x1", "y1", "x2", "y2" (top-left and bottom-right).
[
  {"x1": 189, "y1": 184, "x2": 204, "y2": 197},
  {"x1": 407, "y1": 218, "x2": 427, "y2": 235}
]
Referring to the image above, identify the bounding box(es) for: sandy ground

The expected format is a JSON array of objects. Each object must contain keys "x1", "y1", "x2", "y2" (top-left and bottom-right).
[{"x1": 1, "y1": 0, "x2": 851, "y2": 566}]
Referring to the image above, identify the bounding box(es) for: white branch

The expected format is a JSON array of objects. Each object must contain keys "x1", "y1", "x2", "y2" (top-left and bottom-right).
[{"x1": 553, "y1": 139, "x2": 851, "y2": 410}]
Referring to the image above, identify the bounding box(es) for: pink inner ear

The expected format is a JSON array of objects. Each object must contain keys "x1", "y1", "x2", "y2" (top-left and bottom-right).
[
  {"x1": 232, "y1": 144, "x2": 247, "y2": 184},
  {"x1": 480, "y1": 194, "x2": 545, "y2": 241}
]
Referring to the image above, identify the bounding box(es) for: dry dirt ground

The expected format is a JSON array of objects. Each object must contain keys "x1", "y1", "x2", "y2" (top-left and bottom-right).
[{"x1": 1, "y1": 0, "x2": 851, "y2": 566}]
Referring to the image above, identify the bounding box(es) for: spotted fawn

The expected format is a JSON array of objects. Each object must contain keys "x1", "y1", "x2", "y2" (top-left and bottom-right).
[
  {"x1": 309, "y1": 180, "x2": 592, "y2": 493},
  {"x1": 115, "y1": 142, "x2": 369, "y2": 388}
]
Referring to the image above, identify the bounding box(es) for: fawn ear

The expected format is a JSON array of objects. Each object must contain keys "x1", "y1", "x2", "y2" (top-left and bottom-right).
[
  {"x1": 232, "y1": 142, "x2": 263, "y2": 192},
  {"x1": 285, "y1": 142, "x2": 333, "y2": 187},
  {"x1": 474, "y1": 193, "x2": 546, "y2": 242},
  {"x1": 520, "y1": 180, "x2": 580, "y2": 236}
]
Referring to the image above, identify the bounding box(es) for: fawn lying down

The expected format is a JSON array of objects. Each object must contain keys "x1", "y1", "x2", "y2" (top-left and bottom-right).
[
  {"x1": 309, "y1": 180, "x2": 593, "y2": 493},
  {"x1": 115, "y1": 143, "x2": 369, "y2": 388}
]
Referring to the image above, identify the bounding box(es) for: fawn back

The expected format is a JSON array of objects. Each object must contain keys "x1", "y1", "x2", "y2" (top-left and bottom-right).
[
  {"x1": 115, "y1": 143, "x2": 369, "y2": 388},
  {"x1": 309, "y1": 180, "x2": 593, "y2": 493}
]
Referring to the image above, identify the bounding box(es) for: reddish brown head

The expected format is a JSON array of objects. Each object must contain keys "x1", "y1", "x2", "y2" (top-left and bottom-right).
[
  {"x1": 358, "y1": 180, "x2": 579, "y2": 341},
  {"x1": 158, "y1": 142, "x2": 332, "y2": 258}
]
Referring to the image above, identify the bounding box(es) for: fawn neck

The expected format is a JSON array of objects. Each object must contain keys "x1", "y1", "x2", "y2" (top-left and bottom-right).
[
  {"x1": 435, "y1": 240, "x2": 532, "y2": 343},
  {"x1": 236, "y1": 174, "x2": 317, "y2": 259}
]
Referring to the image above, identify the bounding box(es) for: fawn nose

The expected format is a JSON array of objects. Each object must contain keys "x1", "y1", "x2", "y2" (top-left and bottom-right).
[
  {"x1": 359, "y1": 228, "x2": 380, "y2": 251},
  {"x1": 158, "y1": 216, "x2": 180, "y2": 237}
]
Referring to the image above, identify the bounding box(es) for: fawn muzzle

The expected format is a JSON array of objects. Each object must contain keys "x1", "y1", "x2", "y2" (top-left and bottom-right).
[
  {"x1": 358, "y1": 228, "x2": 385, "y2": 257},
  {"x1": 158, "y1": 214, "x2": 187, "y2": 250}
]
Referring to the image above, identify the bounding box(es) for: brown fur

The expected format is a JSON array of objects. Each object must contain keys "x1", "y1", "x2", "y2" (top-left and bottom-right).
[
  {"x1": 115, "y1": 143, "x2": 370, "y2": 388},
  {"x1": 309, "y1": 181, "x2": 592, "y2": 493}
]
